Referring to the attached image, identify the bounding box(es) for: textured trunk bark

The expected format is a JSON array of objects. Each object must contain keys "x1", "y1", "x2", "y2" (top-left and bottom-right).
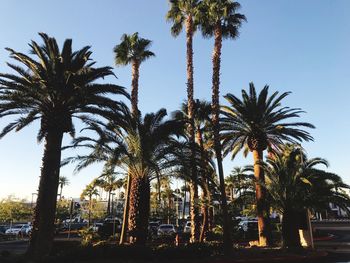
[
  {"x1": 27, "y1": 131, "x2": 63, "y2": 260},
  {"x1": 197, "y1": 127, "x2": 209, "y2": 242},
  {"x1": 131, "y1": 60, "x2": 140, "y2": 116},
  {"x1": 282, "y1": 208, "x2": 302, "y2": 248},
  {"x1": 182, "y1": 181, "x2": 187, "y2": 220},
  {"x1": 252, "y1": 149, "x2": 271, "y2": 246},
  {"x1": 199, "y1": 186, "x2": 209, "y2": 242},
  {"x1": 119, "y1": 173, "x2": 131, "y2": 244},
  {"x1": 211, "y1": 24, "x2": 232, "y2": 253},
  {"x1": 88, "y1": 196, "x2": 92, "y2": 227},
  {"x1": 186, "y1": 16, "x2": 200, "y2": 243},
  {"x1": 59, "y1": 185, "x2": 63, "y2": 201},
  {"x1": 128, "y1": 175, "x2": 150, "y2": 245}
]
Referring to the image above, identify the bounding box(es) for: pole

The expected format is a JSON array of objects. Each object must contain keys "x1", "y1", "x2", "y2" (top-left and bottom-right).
[{"x1": 68, "y1": 198, "x2": 73, "y2": 239}]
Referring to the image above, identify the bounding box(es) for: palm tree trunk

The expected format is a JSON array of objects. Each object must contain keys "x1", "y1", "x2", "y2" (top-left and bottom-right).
[
  {"x1": 27, "y1": 131, "x2": 63, "y2": 260},
  {"x1": 59, "y1": 185, "x2": 63, "y2": 201},
  {"x1": 252, "y1": 149, "x2": 271, "y2": 246},
  {"x1": 282, "y1": 208, "x2": 302, "y2": 248},
  {"x1": 128, "y1": 175, "x2": 150, "y2": 245},
  {"x1": 107, "y1": 190, "x2": 111, "y2": 215},
  {"x1": 196, "y1": 127, "x2": 209, "y2": 242},
  {"x1": 131, "y1": 60, "x2": 140, "y2": 116},
  {"x1": 182, "y1": 181, "x2": 187, "y2": 219},
  {"x1": 119, "y1": 173, "x2": 131, "y2": 244},
  {"x1": 88, "y1": 196, "x2": 92, "y2": 227},
  {"x1": 211, "y1": 24, "x2": 232, "y2": 252},
  {"x1": 186, "y1": 15, "x2": 200, "y2": 243}
]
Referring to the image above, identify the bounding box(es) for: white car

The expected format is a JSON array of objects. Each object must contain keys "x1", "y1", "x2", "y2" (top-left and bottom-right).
[
  {"x1": 157, "y1": 224, "x2": 176, "y2": 236},
  {"x1": 5, "y1": 224, "x2": 27, "y2": 235},
  {"x1": 183, "y1": 221, "x2": 191, "y2": 233},
  {"x1": 238, "y1": 219, "x2": 258, "y2": 232}
]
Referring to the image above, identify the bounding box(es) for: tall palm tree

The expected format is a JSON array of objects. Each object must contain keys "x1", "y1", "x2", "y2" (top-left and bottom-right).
[
  {"x1": 221, "y1": 83, "x2": 314, "y2": 246},
  {"x1": 0, "y1": 33, "x2": 128, "y2": 259},
  {"x1": 262, "y1": 144, "x2": 350, "y2": 248},
  {"x1": 114, "y1": 32, "x2": 154, "y2": 243},
  {"x1": 198, "y1": 0, "x2": 246, "y2": 250},
  {"x1": 167, "y1": 0, "x2": 202, "y2": 242},
  {"x1": 114, "y1": 32, "x2": 155, "y2": 116},
  {"x1": 58, "y1": 176, "x2": 69, "y2": 201}
]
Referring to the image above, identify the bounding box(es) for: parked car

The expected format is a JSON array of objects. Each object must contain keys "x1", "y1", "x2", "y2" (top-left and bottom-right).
[
  {"x1": 0, "y1": 225, "x2": 8, "y2": 234},
  {"x1": 21, "y1": 224, "x2": 32, "y2": 236},
  {"x1": 183, "y1": 221, "x2": 191, "y2": 233},
  {"x1": 148, "y1": 221, "x2": 160, "y2": 234},
  {"x1": 238, "y1": 219, "x2": 258, "y2": 232},
  {"x1": 5, "y1": 224, "x2": 26, "y2": 235},
  {"x1": 157, "y1": 224, "x2": 176, "y2": 237}
]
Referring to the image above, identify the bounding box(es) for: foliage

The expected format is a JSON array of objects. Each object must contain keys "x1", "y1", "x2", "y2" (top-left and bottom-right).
[
  {"x1": 0, "y1": 196, "x2": 32, "y2": 222},
  {"x1": 221, "y1": 83, "x2": 315, "y2": 157},
  {"x1": 263, "y1": 144, "x2": 350, "y2": 214},
  {"x1": 79, "y1": 227, "x2": 101, "y2": 246}
]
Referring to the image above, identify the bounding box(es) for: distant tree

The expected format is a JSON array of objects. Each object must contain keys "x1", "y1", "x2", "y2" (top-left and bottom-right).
[
  {"x1": 81, "y1": 181, "x2": 100, "y2": 226},
  {"x1": 0, "y1": 196, "x2": 32, "y2": 222},
  {"x1": 58, "y1": 176, "x2": 69, "y2": 201}
]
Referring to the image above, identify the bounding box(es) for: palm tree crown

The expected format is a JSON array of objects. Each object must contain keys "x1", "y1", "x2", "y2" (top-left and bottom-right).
[
  {"x1": 221, "y1": 82, "x2": 315, "y2": 159},
  {"x1": 166, "y1": 0, "x2": 202, "y2": 36},
  {"x1": 199, "y1": 0, "x2": 246, "y2": 39},
  {"x1": 0, "y1": 33, "x2": 128, "y2": 141},
  {"x1": 114, "y1": 33, "x2": 155, "y2": 66}
]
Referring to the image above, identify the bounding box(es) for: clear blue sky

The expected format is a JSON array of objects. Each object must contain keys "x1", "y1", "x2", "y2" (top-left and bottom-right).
[{"x1": 0, "y1": 0, "x2": 349, "y2": 200}]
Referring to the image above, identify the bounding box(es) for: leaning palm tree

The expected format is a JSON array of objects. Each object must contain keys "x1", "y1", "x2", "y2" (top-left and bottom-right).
[
  {"x1": 113, "y1": 32, "x2": 154, "y2": 243},
  {"x1": 262, "y1": 144, "x2": 350, "y2": 248},
  {"x1": 167, "y1": 0, "x2": 202, "y2": 242},
  {"x1": 0, "y1": 33, "x2": 128, "y2": 259},
  {"x1": 58, "y1": 176, "x2": 69, "y2": 200},
  {"x1": 221, "y1": 83, "x2": 314, "y2": 246},
  {"x1": 198, "y1": 0, "x2": 246, "y2": 250}
]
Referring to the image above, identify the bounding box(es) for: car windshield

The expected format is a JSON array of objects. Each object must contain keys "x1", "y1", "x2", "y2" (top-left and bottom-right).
[
  {"x1": 186, "y1": 222, "x2": 191, "y2": 226},
  {"x1": 12, "y1": 225, "x2": 23, "y2": 229}
]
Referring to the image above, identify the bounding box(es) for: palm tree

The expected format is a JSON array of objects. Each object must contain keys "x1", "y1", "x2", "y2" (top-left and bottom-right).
[
  {"x1": 225, "y1": 166, "x2": 252, "y2": 201},
  {"x1": 167, "y1": 0, "x2": 202, "y2": 242},
  {"x1": 67, "y1": 107, "x2": 183, "y2": 245},
  {"x1": 262, "y1": 144, "x2": 350, "y2": 248},
  {"x1": 221, "y1": 83, "x2": 314, "y2": 246},
  {"x1": 96, "y1": 169, "x2": 123, "y2": 215},
  {"x1": 173, "y1": 99, "x2": 213, "y2": 241},
  {"x1": 0, "y1": 33, "x2": 128, "y2": 259},
  {"x1": 198, "y1": 0, "x2": 246, "y2": 250},
  {"x1": 81, "y1": 181, "x2": 100, "y2": 227},
  {"x1": 114, "y1": 32, "x2": 154, "y2": 244},
  {"x1": 58, "y1": 176, "x2": 69, "y2": 201},
  {"x1": 114, "y1": 32, "x2": 155, "y2": 116}
]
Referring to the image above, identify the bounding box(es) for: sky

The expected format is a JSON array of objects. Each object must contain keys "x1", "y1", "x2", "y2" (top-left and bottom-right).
[{"x1": 0, "y1": 0, "x2": 349, "y2": 201}]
